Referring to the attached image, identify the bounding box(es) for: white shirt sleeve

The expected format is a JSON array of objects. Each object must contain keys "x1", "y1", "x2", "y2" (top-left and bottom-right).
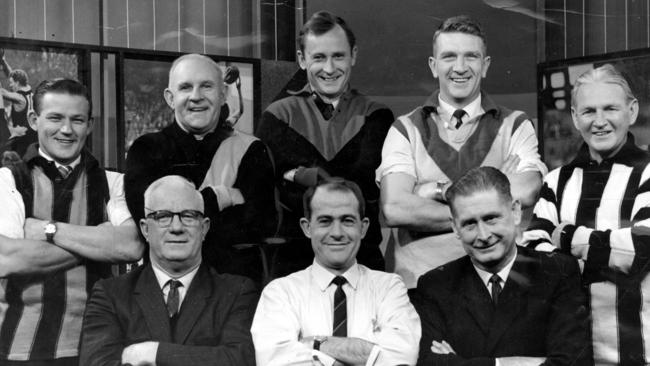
[
  {"x1": 508, "y1": 120, "x2": 548, "y2": 176},
  {"x1": 375, "y1": 123, "x2": 417, "y2": 184},
  {"x1": 0, "y1": 167, "x2": 25, "y2": 238},
  {"x1": 105, "y1": 170, "x2": 132, "y2": 226}
]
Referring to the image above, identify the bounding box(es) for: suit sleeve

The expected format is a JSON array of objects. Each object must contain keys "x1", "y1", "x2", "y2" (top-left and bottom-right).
[
  {"x1": 543, "y1": 255, "x2": 591, "y2": 366},
  {"x1": 524, "y1": 165, "x2": 650, "y2": 277},
  {"x1": 79, "y1": 280, "x2": 126, "y2": 366},
  {"x1": 413, "y1": 277, "x2": 494, "y2": 366},
  {"x1": 155, "y1": 277, "x2": 258, "y2": 366}
]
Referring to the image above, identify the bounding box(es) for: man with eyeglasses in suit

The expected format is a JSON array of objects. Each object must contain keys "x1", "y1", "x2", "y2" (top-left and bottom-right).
[{"x1": 80, "y1": 175, "x2": 257, "y2": 366}]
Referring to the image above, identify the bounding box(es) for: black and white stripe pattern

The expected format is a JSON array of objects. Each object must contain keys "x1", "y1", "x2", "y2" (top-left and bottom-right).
[{"x1": 525, "y1": 139, "x2": 650, "y2": 365}]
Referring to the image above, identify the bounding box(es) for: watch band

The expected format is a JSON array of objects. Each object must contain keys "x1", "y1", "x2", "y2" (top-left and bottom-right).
[
  {"x1": 45, "y1": 221, "x2": 57, "y2": 243},
  {"x1": 313, "y1": 335, "x2": 327, "y2": 351}
]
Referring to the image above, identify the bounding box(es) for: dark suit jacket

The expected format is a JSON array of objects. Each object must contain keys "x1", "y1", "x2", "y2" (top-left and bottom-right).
[
  {"x1": 79, "y1": 264, "x2": 258, "y2": 366},
  {"x1": 413, "y1": 247, "x2": 591, "y2": 366}
]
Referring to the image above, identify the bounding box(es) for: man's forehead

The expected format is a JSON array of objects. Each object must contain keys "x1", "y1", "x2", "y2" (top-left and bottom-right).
[
  {"x1": 434, "y1": 32, "x2": 486, "y2": 52},
  {"x1": 311, "y1": 189, "x2": 360, "y2": 214},
  {"x1": 170, "y1": 58, "x2": 222, "y2": 83},
  {"x1": 304, "y1": 26, "x2": 350, "y2": 51}
]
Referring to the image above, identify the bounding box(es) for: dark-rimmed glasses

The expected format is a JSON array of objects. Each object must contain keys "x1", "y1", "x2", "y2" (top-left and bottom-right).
[{"x1": 145, "y1": 209, "x2": 204, "y2": 227}]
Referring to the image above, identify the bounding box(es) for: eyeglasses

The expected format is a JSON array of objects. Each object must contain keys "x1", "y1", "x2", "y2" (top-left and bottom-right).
[{"x1": 145, "y1": 209, "x2": 204, "y2": 227}]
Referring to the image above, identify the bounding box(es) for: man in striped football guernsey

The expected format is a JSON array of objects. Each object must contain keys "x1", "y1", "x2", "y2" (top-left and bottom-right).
[
  {"x1": 523, "y1": 64, "x2": 650, "y2": 365},
  {"x1": 0, "y1": 78, "x2": 143, "y2": 365}
]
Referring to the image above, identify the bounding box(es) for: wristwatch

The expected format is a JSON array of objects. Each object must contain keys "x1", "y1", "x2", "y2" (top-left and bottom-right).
[
  {"x1": 44, "y1": 221, "x2": 57, "y2": 243},
  {"x1": 313, "y1": 335, "x2": 328, "y2": 351},
  {"x1": 434, "y1": 180, "x2": 449, "y2": 203}
]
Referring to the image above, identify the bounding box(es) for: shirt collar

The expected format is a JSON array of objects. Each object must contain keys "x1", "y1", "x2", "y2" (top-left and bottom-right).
[
  {"x1": 570, "y1": 132, "x2": 647, "y2": 167},
  {"x1": 38, "y1": 148, "x2": 81, "y2": 169},
  {"x1": 424, "y1": 90, "x2": 499, "y2": 118},
  {"x1": 311, "y1": 259, "x2": 360, "y2": 292},
  {"x1": 473, "y1": 246, "x2": 517, "y2": 288},
  {"x1": 288, "y1": 83, "x2": 356, "y2": 107},
  {"x1": 437, "y1": 94, "x2": 483, "y2": 123},
  {"x1": 151, "y1": 260, "x2": 201, "y2": 290}
]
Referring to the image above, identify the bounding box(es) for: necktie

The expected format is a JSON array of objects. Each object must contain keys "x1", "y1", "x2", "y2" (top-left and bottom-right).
[
  {"x1": 452, "y1": 109, "x2": 466, "y2": 129},
  {"x1": 58, "y1": 165, "x2": 72, "y2": 179},
  {"x1": 332, "y1": 276, "x2": 347, "y2": 337},
  {"x1": 314, "y1": 94, "x2": 335, "y2": 120},
  {"x1": 166, "y1": 280, "x2": 182, "y2": 317},
  {"x1": 489, "y1": 274, "x2": 502, "y2": 306}
]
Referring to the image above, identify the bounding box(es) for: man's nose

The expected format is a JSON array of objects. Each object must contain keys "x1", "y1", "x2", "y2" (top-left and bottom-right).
[
  {"x1": 59, "y1": 119, "x2": 73, "y2": 134},
  {"x1": 189, "y1": 86, "x2": 203, "y2": 100},
  {"x1": 323, "y1": 57, "x2": 336, "y2": 73},
  {"x1": 476, "y1": 221, "x2": 490, "y2": 241},
  {"x1": 169, "y1": 214, "x2": 184, "y2": 232},
  {"x1": 452, "y1": 57, "x2": 467, "y2": 72},
  {"x1": 329, "y1": 221, "x2": 344, "y2": 238}
]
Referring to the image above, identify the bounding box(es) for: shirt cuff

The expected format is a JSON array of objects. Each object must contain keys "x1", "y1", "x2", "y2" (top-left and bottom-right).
[
  {"x1": 364, "y1": 345, "x2": 381, "y2": 366},
  {"x1": 312, "y1": 350, "x2": 336, "y2": 366}
]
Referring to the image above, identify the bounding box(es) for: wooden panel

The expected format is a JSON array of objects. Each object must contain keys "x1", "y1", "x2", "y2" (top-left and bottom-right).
[
  {"x1": 229, "y1": 0, "x2": 254, "y2": 57},
  {"x1": 205, "y1": 0, "x2": 228, "y2": 55},
  {"x1": 0, "y1": 0, "x2": 14, "y2": 37},
  {"x1": 605, "y1": 0, "x2": 627, "y2": 53},
  {"x1": 74, "y1": 0, "x2": 100, "y2": 45},
  {"x1": 46, "y1": 0, "x2": 73, "y2": 42},
  {"x1": 628, "y1": 0, "x2": 648, "y2": 50},
  {"x1": 16, "y1": 0, "x2": 44, "y2": 40},
  {"x1": 154, "y1": 0, "x2": 178, "y2": 51},
  {"x1": 128, "y1": 0, "x2": 154, "y2": 50},
  {"x1": 585, "y1": 0, "x2": 606, "y2": 56},
  {"x1": 566, "y1": 0, "x2": 583, "y2": 58},
  {"x1": 179, "y1": 0, "x2": 204, "y2": 53},
  {"x1": 544, "y1": 0, "x2": 565, "y2": 61},
  {"x1": 103, "y1": 0, "x2": 127, "y2": 47}
]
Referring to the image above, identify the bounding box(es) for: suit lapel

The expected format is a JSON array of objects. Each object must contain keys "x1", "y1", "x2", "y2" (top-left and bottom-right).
[
  {"x1": 173, "y1": 265, "x2": 212, "y2": 343},
  {"x1": 460, "y1": 261, "x2": 494, "y2": 336},
  {"x1": 485, "y1": 252, "x2": 533, "y2": 353},
  {"x1": 134, "y1": 265, "x2": 173, "y2": 342}
]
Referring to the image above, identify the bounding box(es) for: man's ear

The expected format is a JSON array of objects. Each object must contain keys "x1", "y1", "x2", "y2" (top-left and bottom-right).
[
  {"x1": 299, "y1": 217, "x2": 312, "y2": 238},
  {"x1": 86, "y1": 117, "x2": 94, "y2": 134},
  {"x1": 297, "y1": 50, "x2": 307, "y2": 70},
  {"x1": 481, "y1": 55, "x2": 491, "y2": 78},
  {"x1": 628, "y1": 98, "x2": 639, "y2": 126},
  {"x1": 512, "y1": 199, "x2": 522, "y2": 226},
  {"x1": 351, "y1": 45, "x2": 358, "y2": 67},
  {"x1": 360, "y1": 217, "x2": 369, "y2": 239},
  {"x1": 451, "y1": 217, "x2": 460, "y2": 239},
  {"x1": 139, "y1": 219, "x2": 149, "y2": 242},
  {"x1": 163, "y1": 88, "x2": 174, "y2": 109},
  {"x1": 28, "y1": 110, "x2": 38, "y2": 131},
  {"x1": 201, "y1": 217, "x2": 211, "y2": 241},
  {"x1": 428, "y1": 56, "x2": 438, "y2": 78}
]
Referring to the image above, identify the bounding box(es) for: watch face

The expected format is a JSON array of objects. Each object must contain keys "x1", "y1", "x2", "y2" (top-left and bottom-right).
[{"x1": 45, "y1": 223, "x2": 56, "y2": 234}]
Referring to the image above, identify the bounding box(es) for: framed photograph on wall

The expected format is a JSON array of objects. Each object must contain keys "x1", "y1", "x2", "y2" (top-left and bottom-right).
[{"x1": 538, "y1": 49, "x2": 650, "y2": 170}]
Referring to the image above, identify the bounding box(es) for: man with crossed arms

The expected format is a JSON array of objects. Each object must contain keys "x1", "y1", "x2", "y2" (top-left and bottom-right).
[{"x1": 252, "y1": 178, "x2": 420, "y2": 365}]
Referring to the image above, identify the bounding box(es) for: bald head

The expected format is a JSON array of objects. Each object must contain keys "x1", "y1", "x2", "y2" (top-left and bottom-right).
[
  {"x1": 144, "y1": 175, "x2": 204, "y2": 215},
  {"x1": 168, "y1": 53, "x2": 223, "y2": 88}
]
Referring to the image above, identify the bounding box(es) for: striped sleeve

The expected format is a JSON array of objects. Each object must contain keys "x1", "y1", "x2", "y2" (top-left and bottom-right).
[
  {"x1": 561, "y1": 163, "x2": 650, "y2": 275},
  {"x1": 522, "y1": 170, "x2": 561, "y2": 250}
]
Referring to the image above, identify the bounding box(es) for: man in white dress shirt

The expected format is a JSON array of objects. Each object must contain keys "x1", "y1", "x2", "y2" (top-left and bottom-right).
[{"x1": 251, "y1": 177, "x2": 420, "y2": 366}]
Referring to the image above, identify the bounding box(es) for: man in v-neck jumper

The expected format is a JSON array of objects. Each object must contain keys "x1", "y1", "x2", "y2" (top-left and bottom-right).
[
  {"x1": 256, "y1": 11, "x2": 394, "y2": 275},
  {"x1": 376, "y1": 15, "x2": 547, "y2": 288}
]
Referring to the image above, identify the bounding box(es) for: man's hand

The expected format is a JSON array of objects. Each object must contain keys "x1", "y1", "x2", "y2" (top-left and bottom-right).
[
  {"x1": 24, "y1": 218, "x2": 46, "y2": 241},
  {"x1": 430, "y1": 340, "x2": 455, "y2": 354},
  {"x1": 500, "y1": 154, "x2": 521, "y2": 175},
  {"x1": 121, "y1": 341, "x2": 159, "y2": 366}
]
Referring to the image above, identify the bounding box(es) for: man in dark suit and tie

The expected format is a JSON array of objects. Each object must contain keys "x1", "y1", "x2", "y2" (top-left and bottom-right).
[
  {"x1": 80, "y1": 175, "x2": 257, "y2": 366},
  {"x1": 413, "y1": 166, "x2": 590, "y2": 366}
]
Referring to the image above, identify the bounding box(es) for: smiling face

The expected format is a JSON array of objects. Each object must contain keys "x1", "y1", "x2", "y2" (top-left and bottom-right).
[
  {"x1": 451, "y1": 188, "x2": 520, "y2": 273},
  {"x1": 300, "y1": 187, "x2": 369, "y2": 275},
  {"x1": 140, "y1": 177, "x2": 210, "y2": 273},
  {"x1": 29, "y1": 92, "x2": 92, "y2": 165},
  {"x1": 164, "y1": 55, "x2": 225, "y2": 135},
  {"x1": 430, "y1": 32, "x2": 491, "y2": 108},
  {"x1": 571, "y1": 81, "x2": 638, "y2": 163},
  {"x1": 297, "y1": 25, "x2": 357, "y2": 104}
]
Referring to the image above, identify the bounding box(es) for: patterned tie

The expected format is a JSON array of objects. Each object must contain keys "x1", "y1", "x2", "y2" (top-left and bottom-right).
[
  {"x1": 58, "y1": 165, "x2": 72, "y2": 179},
  {"x1": 452, "y1": 109, "x2": 466, "y2": 129},
  {"x1": 166, "y1": 280, "x2": 182, "y2": 317},
  {"x1": 489, "y1": 274, "x2": 502, "y2": 306},
  {"x1": 332, "y1": 276, "x2": 347, "y2": 337}
]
